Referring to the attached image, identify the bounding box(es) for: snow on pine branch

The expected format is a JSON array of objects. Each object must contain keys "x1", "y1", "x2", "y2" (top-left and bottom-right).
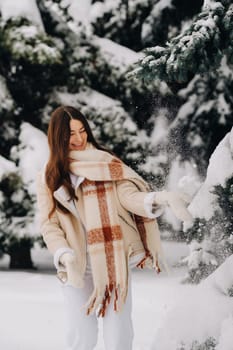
[
  {"x1": 94, "y1": 36, "x2": 143, "y2": 72},
  {"x1": 128, "y1": 1, "x2": 227, "y2": 83},
  {"x1": 1, "y1": 18, "x2": 62, "y2": 65}
]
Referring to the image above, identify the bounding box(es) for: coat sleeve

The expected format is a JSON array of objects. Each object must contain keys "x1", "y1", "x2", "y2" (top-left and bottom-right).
[
  {"x1": 36, "y1": 172, "x2": 71, "y2": 255},
  {"x1": 116, "y1": 179, "x2": 162, "y2": 218}
]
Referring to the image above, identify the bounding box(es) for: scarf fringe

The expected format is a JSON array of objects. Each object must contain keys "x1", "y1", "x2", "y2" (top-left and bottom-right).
[
  {"x1": 84, "y1": 282, "x2": 127, "y2": 318},
  {"x1": 136, "y1": 252, "x2": 161, "y2": 273}
]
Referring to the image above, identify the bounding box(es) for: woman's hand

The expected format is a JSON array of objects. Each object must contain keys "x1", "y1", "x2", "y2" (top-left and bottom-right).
[
  {"x1": 60, "y1": 253, "x2": 83, "y2": 288},
  {"x1": 154, "y1": 191, "x2": 193, "y2": 222}
]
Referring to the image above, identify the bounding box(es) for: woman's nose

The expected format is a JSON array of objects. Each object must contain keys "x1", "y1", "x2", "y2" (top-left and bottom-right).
[{"x1": 74, "y1": 133, "x2": 82, "y2": 142}]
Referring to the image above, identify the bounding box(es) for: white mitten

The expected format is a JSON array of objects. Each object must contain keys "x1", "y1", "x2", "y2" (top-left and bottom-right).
[
  {"x1": 154, "y1": 190, "x2": 193, "y2": 222},
  {"x1": 59, "y1": 253, "x2": 83, "y2": 288}
]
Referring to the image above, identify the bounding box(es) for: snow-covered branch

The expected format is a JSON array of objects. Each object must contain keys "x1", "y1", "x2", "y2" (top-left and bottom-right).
[
  {"x1": 0, "y1": 0, "x2": 44, "y2": 31},
  {"x1": 129, "y1": 1, "x2": 230, "y2": 83}
]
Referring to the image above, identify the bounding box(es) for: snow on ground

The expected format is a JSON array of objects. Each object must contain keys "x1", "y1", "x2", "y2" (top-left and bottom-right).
[
  {"x1": 1, "y1": 241, "x2": 233, "y2": 350},
  {"x1": 0, "y1": 242, "x2": 188, "y2": 350}
]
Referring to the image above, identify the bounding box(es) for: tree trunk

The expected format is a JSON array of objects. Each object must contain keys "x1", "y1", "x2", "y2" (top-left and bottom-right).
[{"x1": 8, "y1": 241, "x2": 35, "y2": 269}]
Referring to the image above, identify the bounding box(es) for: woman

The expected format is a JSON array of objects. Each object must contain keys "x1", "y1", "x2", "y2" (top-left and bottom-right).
[{"x1": 36, "y1": 106, "x2": 192, "y2": 350}]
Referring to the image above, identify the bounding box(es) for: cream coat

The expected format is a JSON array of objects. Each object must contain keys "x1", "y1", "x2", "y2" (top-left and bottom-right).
[{"x1": 36, "y1": 172, "x2": 162, "y2": 281}]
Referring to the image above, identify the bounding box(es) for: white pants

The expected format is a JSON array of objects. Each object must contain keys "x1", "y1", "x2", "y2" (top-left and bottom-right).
[{"x1": 61, "y1": 256, "x2": 134, "y2": 350}]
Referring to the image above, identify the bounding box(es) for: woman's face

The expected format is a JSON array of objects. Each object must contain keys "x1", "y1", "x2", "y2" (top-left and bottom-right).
[{"x1": 69, "y1": 119, "x2": 88, "y2": 151}]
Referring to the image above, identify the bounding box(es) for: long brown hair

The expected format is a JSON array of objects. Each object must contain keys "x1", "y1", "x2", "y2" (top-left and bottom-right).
[{"x1": 45, "y1": 106, "x2": 110, "y2": 217}]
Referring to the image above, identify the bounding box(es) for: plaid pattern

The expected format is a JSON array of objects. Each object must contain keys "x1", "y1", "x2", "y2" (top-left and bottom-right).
[{"x1": 69, "y1": 149, "x2": 161, "y2": 317}]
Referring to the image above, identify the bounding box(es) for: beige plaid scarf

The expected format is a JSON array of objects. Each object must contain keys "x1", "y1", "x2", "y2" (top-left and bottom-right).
[{"x1": 69, "y1": 148, "x2": 161, "y2": 317}]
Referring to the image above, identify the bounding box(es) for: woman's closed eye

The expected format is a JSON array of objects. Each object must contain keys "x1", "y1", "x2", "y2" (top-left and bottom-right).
[{"x1": 70, "y1": 128, "x2": 86, "y2": 135}]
